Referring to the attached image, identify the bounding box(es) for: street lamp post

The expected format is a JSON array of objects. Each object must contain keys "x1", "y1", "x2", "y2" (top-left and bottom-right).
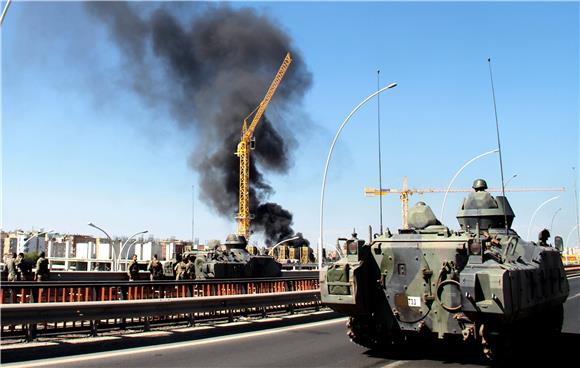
[
  {"x1": 269, "y1": 236, "x2": 300, "y2": 257},
  {"x1": 439, "y1": 149, "x2": 499, "y2": 220},
  {"x1": 20, "y1": 229, "x2": 54, "y2": 253},
  {"x1": 504, "y1": 174, "x2": 518, "y2": 187},
  {"x1": 88, "y1": 222, "x2": 116, "y2": 271},
  {"x1": 116, "y1": 230, "x2": 149, "y2": 270},
  {"x1": 526, "y1": 196, "x2": 559, "y2": 241},
  {"x1": 319, "y1": 82, "x2": 398, "y2": 269},
  {"x1": 566, "y1": 224, "x2": 580, "y2": 251},
  {"x1": 550, "y1": 208, "x2": 562, "y2": 236}
]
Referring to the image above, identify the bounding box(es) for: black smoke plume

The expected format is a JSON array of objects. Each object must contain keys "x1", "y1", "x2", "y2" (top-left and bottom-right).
[{"x1": 85, "y1": 2, "x2": 312, "y2": 243}]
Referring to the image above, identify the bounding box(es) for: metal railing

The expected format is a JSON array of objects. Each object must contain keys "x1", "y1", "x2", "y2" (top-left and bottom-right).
[
  {"x1": 0, "y1": 276, "x2": 319, "y2": 304},
  {"x1": 0, "y1": 290, "x2": 321, "y2": 341}
]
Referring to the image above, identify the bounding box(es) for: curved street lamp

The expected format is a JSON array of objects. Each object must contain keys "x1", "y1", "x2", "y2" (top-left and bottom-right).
[
  {"x1": 268, "y1": 236, "x2": 300, "y2": 257},
  {"x1": 20, "y1": 229, "x2": 54, "y2": 253},
  {"x1": 526, "y1": 196, "x2": 559, "y2": 241},
  {"x1": 439, "y1": 149, "x2": 499, "y2": 220},
  {"x1": 550, "y1": 207, "x2": 562, "y2": 236},
  {"x1": 116, "y1": 230, "x2": 149, "y2": 270},
  {"x1": 319, "y1": 82, "x2": 398, "y2": 269},
  {"x1": 504, "y1": 174, "x2": 518, "y2": 187},
  {"x1": 88, "y1": 222, "x2": 116, "y2": 271},
  {"x1": 566, "y1": 224, "x2": 580, "y2": 251}
]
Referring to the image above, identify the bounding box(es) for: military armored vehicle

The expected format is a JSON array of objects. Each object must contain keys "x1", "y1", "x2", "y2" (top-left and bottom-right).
[
  {"x1": 321, "y1": 179, "x2": 569, "y2": 360},
  {"x1": 200, "y1": 234, "x2": 282, "y2": 278},
  {"x1": 163, "y1": 234, "x2": 282, "y2": 279}
]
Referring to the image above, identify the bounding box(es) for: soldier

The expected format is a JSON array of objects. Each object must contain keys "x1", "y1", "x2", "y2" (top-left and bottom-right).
[
  {"x1": 194, "y1": 256, "x2": 206, "y2": 280},
  {"x1": 15, "y1": 253, "x2": 26, "y2": 281},
  {"x1": 174, "y1": 254, "x2": 187, "y2": 280},
  {"x1": 147, "y1": 254, "x2": 163, "y2": 280},
  {"x1": 538, "y1": 229, "x2": 551, "y2": 247},
  {"x1": 185, "y1": 254, "x2": 196, "y2": 280},
  {"x1": 175, "y1": 258, "x2": 187, "y2": 280},
  {"x1": 6, "y1": 253, "x2": 17, "y2": 282},
  {"x1": 127, "y1": 254, "x2": 140, "y2": 281},
  {"x1": 35, "y1": 252, "x2": 50, "y2": 282}
]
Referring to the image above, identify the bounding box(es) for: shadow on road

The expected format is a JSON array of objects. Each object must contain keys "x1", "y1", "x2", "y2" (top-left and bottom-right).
[{"x1": 363, "y1": 332, "x2": 580, "y2": 367}]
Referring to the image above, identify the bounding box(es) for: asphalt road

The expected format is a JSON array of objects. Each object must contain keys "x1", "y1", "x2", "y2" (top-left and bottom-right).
[
  {"x1": 563, "y1": 275, "x2": 580, "y2": 334},
  {"x1": 3, "y1": 317, "x2": 490, "y2": 368},
  {"x1": 2, "y1": 276, "x2": 578, "y2": 368},
  {"x1": 5, "y1": 314, "x2": 579, "y2": 368}
]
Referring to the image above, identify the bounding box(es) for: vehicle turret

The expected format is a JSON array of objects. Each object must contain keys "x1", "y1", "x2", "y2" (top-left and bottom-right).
[{"x1": 456, "y1": 178, "x2": 515, "y2": 231}]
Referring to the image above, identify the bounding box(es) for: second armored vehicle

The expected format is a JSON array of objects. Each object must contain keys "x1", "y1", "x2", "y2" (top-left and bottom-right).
[{"x1": 164, "y1": 234, "x2": 282, "y2": 279}]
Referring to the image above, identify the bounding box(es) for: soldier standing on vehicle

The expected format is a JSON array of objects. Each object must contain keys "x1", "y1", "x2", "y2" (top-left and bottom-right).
[
  {"x1": 6, "y1": 253, "x2": 17, "y2": 282},
  {"x1": 35, "y1": 252, "x2": 50, "y2": 282},
  {"x1": 147, "y1": 254, "x2": 163, "y2": 280},
  {"x1": 127, "y1": 254, "x2": 140, "y2": 281},
  {"x1": 538, "y1": 229, "x2": 551, "y2": 247}
]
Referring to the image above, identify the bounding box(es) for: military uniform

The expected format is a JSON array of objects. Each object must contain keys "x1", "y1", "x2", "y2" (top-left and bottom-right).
[
  {"x1": 147, "y1": 258, "x2": 163, "y2": 280},
  {"x1": 127, "y1": 259, "x2": 140, "y2": 281},
  {"x1": 35, "y1": 256, "x2": 50, "y2": 282},
  {"x1": 15, "y1": 255, "x2": 27, "y2": 281},
  {"x1": 174, "y1": 260, "x2": 187, "y2": 280},
  {"x1": 185, "y1": 257, "x2": 196, "y2": 280},
  {"x1": 6, "y1": 256, "x2": 17, "y2": 282},
  {"x1": 538, "y1": 229, "x2": 551, "y2": 247},
  {"x1": 194, "y1": 257, "x2": 206, "y2": 280}
]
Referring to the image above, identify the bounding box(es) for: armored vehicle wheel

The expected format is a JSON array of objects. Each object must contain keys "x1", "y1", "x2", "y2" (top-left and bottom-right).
[
  {"x1": 480, "y1": 324, "x2": 513, "y2": 362},
  {"x1": 347, "y1": 316, "x2": 400, "y2": 350},
  {"x1": 544, "y1": 304, "x2": 564, "y2": 335},
  {"x1": 347, "y1": 316, "x2": 379, "y2": 349}
]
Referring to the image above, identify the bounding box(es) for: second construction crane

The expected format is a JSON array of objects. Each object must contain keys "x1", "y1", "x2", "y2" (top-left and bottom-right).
[
  {"x1": 365, "y1": 176, "x2": 565, "y2": 230},
  {"x1": 235, "y1": 52, "x2": 292, "y2": 240}
]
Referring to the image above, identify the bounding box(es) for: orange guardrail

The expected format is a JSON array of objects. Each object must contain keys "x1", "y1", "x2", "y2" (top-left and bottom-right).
[{"x1": 0, "y1": 277, "x2": 320, "y2": 304}]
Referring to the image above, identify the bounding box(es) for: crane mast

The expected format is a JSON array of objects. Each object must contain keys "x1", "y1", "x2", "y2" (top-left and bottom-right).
[{"x1": 235, "y1": 52, "x2": 292, "y2": 240}]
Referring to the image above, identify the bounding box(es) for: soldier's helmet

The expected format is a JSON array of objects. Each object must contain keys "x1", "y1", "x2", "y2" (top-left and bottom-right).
[
  {"x1": 224, "y1": 234, "x2": 247, "y2": 250},
  {"x1": 539, "y1": 229, "x2": 550, "y2": 241},
  {"x1": 472, "y1": 179, "x2": 488, "y2": 191}
]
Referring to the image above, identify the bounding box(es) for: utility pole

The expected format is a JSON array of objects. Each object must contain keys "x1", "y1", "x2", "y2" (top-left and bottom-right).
[
  {"x1": 192, "y1": 185, "x2": 195, "y2": 246},
  {"x1": 574, "y1": 167, "x2": 580, "y2": 246},
  {"x1": 377, "y1": 69, "x2": 384, "y2": 235}
]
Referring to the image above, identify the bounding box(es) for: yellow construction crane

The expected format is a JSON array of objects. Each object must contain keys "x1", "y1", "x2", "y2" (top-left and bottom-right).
[
  {"x1": 365, "y1": 176, "x2": 566, "y2": 229},
  {"x1": 235, "y1": 52, "x2": 292, "y2": 240}
]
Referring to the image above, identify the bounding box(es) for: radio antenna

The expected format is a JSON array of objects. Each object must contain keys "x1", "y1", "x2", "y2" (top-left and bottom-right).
[
  {"x1": 487, "y1": 58, "x2": 508, "y2": 235},
  {"x1": 377, "y1": 69, "x2": 384, "y2": 235}
]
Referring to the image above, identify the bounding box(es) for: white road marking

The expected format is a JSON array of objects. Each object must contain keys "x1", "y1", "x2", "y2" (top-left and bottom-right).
[
  {"x1": 3, "y1": 317, "x2": 348, "y2": 368},
  {"x1": 382, "y1": 360, "x2": 409, "y2": 368}
]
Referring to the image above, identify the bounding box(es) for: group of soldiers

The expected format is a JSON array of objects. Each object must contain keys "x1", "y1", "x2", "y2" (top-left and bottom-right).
[
  {"x1": 126, "y1": 253, "x2": 204, "y2": 281},
  {"x1": 173, "y1": 253, "x2": 203, "y2": 280},
  {"x1": 126, "y1": 254, "x2": 165, "y2": 281},
  {"x1": 4, "y1": 252, "x2": 50, "y2": 282}
]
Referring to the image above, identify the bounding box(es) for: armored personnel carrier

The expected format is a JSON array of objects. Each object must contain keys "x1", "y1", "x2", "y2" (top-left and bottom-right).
[
  {"x1": 163, "y1": 234, "x2": 282, "y2": 279},
  {"x1": 321, "y1": 179, "x2": 569, "y2": 360},
  {"x1": 200, "y1": 234, "x2": 282, "y2": 278}
]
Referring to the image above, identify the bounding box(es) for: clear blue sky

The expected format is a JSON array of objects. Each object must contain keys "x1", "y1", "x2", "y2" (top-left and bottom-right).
[{"x1": 2, "y1": 1, "x2": 579, "y2": 248}]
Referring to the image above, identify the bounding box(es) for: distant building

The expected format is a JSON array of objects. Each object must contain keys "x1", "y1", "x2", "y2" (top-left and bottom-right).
[
  {"x1": 3, "y1": 228, "x2": 201, "y2": 271},
  {"x1": 2, "y1": 230, "x2": 48, "y2": 256}
]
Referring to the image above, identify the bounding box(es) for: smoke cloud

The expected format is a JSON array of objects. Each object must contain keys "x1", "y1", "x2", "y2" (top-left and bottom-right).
[{"x1": 85, "y1": 2, "x2": 312, "y2": 244}]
